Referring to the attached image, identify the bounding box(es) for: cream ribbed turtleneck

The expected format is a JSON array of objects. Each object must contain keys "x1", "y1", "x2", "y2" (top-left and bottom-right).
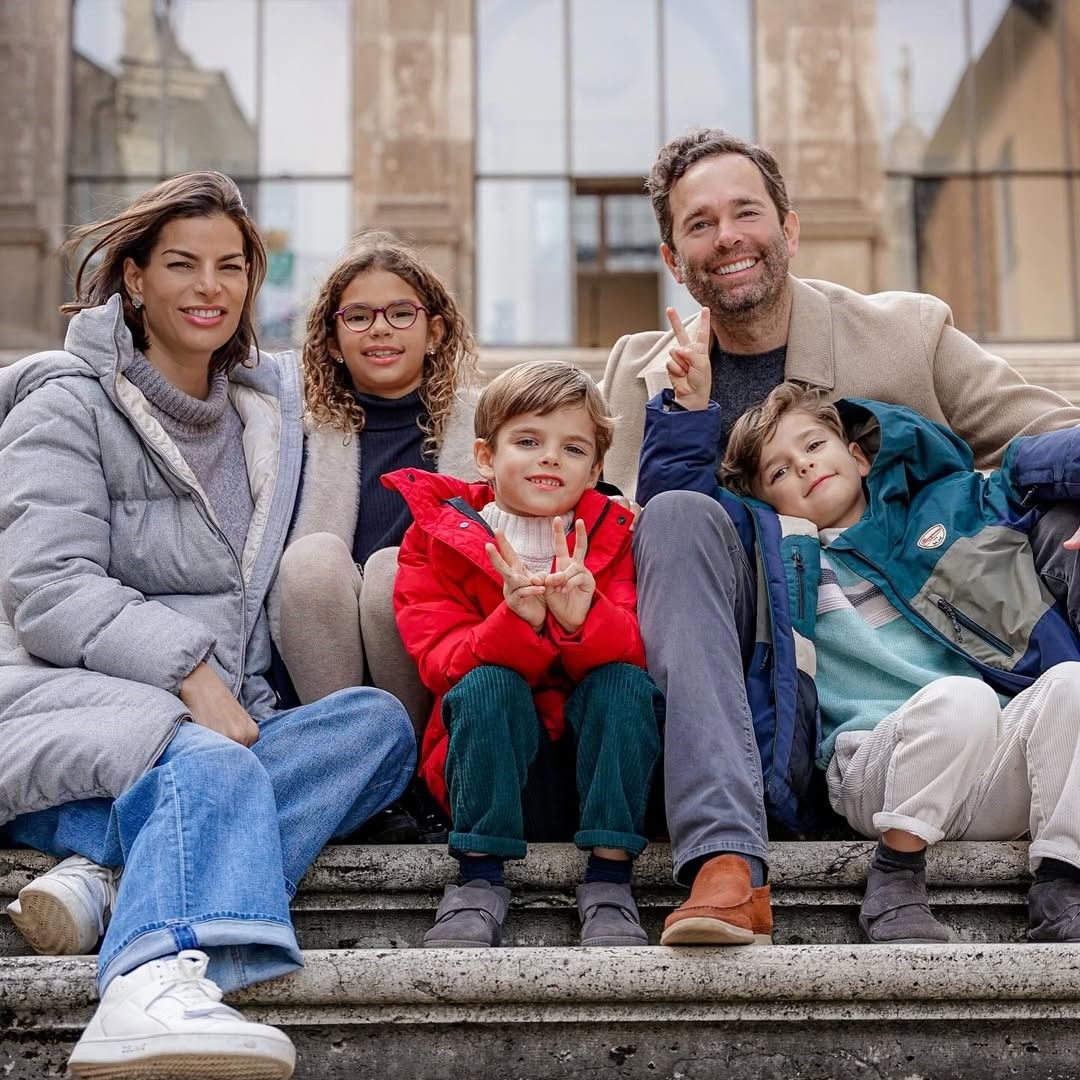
[{"x1": 479, "y1": 503, "x2": 572, "y2": 574}]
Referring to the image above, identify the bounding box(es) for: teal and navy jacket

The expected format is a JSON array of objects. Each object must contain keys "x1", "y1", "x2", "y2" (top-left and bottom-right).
[{"x1": 638, "y1": 391, "x2": 1080, "y2": 831}]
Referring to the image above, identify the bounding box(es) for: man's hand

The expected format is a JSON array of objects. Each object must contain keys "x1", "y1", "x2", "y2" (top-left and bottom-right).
[
  {"x1": 666, "y1": 306, "x2": 712, "y2": 411},
  {"x1": 544, "y1": 517, "x2": 595, "y2": 634},
  {"x1": 1065, "y1": 526, "x2": 1080, "y2": 550},
  {"x1": 179, "y1": 662, "x2": 259, "y2": 747},
  {"x1": 607, "y1": 493, "x2": 642, "y2": 531},
  {"x1": 486, "y1": 530, "x2": 547, "y2": 631}
]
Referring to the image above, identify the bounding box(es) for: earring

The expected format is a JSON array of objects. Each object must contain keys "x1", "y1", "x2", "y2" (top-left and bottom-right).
[{"x1": 131, "y1": 295, "x2": 143, "y2": 310}]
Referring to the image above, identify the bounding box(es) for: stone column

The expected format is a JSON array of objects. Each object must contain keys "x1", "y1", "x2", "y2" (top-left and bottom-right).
[
  {"x1": 756, "y1": 0, "x2": 884, "y2": 292},
  {"x1": 0, "y1": 0, "x2": 70, "y2": 351},
  {"x1": 353, "y1": 0, "x2": 474, "y2": 313}
]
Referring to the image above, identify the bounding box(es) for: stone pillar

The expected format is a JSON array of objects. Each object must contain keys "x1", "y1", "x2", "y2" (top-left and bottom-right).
[
  {"x1": 756, "y1": 0, "x2": 884, "y2": 292},
  {"x1": 353, "y1": 0, "x2": 475, "y2": 313},
  {"x1": 0, "y1": 0, "x2": 70, "y2": 350}
]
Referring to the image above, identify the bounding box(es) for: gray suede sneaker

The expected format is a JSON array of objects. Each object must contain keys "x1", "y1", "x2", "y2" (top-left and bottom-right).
[
  {"x1": 576, "y1": 881, "x2": 648, "y2": 947},
  {"x1": 1027, "y1": 878, "x2": 1080, "y2": 942},
  {"x1": 422, "y1": 880, "x2": 511, "y2": 948},
  {"x1": 859, "y1": 864, "x2": 951, "y2": 944}
]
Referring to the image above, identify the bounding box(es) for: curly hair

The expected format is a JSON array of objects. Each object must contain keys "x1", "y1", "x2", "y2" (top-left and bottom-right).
[
  {"x1": 646, "y1": 129, "x2": 791, "y2": 252},
  {"x1": 302, "y1": 231, "x2": 478, "y2": 456},
  {"x1": 61, "y1": 172, "x2": 266, "y2": 378}
]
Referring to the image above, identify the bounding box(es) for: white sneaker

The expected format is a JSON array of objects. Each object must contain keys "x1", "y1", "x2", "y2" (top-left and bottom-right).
[
  {"x1": 67, "y1": 949, "x2": 296, "y2": 1079},
  {"x1": 6, "y1": 854, "x2": 119, "y2": 955}
]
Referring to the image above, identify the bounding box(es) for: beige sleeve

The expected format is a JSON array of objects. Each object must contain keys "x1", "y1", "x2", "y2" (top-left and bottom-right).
[
  {"x1": 600, "y1": 334, "x2": 649, "y2": 499},
  {"x1": 923, "y1": 296, "x2": 1080, "y2": 469}
]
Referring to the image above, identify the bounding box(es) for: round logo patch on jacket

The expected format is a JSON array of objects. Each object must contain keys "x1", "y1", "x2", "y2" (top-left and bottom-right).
[{"x1": 917, "y1": 523, "x2": 947, "y2": 550}]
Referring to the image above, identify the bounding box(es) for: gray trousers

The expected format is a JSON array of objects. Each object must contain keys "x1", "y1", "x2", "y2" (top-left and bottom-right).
[{"x1": 633, "y1": 490, "x2": 767, "y2": 883}]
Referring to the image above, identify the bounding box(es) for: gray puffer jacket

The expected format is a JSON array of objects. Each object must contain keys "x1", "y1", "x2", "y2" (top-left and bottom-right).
[{"x1": 0, "y1": 296, "x2": 303, "y2": 824}]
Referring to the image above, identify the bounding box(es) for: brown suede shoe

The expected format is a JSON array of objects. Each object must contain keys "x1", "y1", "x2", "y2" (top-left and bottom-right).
[{"x1": 660, "y1": 854, "x2": 773, "y2": 946}]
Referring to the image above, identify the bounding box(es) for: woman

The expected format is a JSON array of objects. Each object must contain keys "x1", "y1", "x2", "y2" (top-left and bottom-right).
[{"x1": 0, "y1": 173, "x2": 414, "y2": 1079}]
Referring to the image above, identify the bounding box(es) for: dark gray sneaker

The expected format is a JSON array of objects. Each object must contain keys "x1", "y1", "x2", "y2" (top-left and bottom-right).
[
  {"x1": 1027, "y1": 879, "x2": 1080, "y2": 942},
  {"x1": 423, "y1": 880, "x2": 511, "y2": 948},
  {"x1": 576, "y1": 881, "x2": 648, "y2": 947},
  {"x1": 859, "y1": 865, "x2": 951, "y2": 944}
]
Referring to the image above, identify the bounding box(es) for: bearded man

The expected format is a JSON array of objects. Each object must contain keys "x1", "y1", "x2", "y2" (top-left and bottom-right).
[{"x1": 603, "y1": 127, "x2": 1080, "y2": 946}]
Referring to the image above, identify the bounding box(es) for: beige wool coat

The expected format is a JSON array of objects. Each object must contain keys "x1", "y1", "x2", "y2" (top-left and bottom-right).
[{"x1": 601, "y1": 276, "x2": 1080, "y2": 499}]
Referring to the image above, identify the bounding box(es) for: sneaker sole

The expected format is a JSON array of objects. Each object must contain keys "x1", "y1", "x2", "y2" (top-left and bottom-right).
[
  {"x1": 68, "y1": 1055, "x2": 292, "y2": 1080},
  {"x1": 68, "y1": 1033, "x2": 294, "y2": 1080},
  {"x1": 659, "y1": 916, "x2": 758, "y2": 946},
  {"x1": 7, "y1": 888, "x2": 91, "y2": 955}
]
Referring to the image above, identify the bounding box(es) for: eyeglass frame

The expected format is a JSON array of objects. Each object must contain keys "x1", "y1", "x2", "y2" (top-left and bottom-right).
[{"x1": 333, "y1": 301, "x2": 429, "y2": 334}]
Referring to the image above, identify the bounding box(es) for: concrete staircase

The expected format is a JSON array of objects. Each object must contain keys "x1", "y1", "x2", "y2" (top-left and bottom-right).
[{"x1": 4, "y1": 840, "x2": 1079, "y2": 1079}]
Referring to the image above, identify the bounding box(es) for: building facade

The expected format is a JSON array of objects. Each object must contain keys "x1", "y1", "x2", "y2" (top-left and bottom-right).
[{"x1": 1, "y1": 0, "x2": 1077, "y2": 364}]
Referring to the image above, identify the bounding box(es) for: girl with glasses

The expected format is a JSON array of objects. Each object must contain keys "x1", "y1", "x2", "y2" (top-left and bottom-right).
[{"x1": 270, "y1": 231, "x2": 479, "y2": 765}]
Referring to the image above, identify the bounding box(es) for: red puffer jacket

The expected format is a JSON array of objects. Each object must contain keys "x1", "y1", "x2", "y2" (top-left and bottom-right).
[{"x1": 383, "y1": 468, "x2": 646, "y2": 811}]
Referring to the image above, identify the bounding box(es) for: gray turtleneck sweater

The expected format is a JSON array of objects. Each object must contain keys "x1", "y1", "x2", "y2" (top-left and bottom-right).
[{"x1": 124, "y1": 351, "x2": 254, "y2": 560}]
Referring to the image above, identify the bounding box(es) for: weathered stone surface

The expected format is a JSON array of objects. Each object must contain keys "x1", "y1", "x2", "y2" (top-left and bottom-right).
[{"x1": 7, "y1": 941, "x2": 1080, "y2": 1078}]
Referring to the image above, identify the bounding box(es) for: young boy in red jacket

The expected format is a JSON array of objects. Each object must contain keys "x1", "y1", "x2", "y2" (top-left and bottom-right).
[{"x1": 384, "y1": 361, "x2": 662, "y2": 948}]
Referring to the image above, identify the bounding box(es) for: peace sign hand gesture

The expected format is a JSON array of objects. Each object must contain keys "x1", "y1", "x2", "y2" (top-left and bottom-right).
[
  {"x1": 543, "y1": 517, "x2": 595, "y2": 634},
  {"x1": 486, "y1": 530, "x2": 547, "y2": 631},
  {"x1": 665, "y1": 306, "x2": 712, "y2": 411}
]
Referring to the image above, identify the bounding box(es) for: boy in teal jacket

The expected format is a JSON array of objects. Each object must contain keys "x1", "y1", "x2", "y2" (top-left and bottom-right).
[{"x1": 722, "y1": 382, "x2": 1080, "y2": 945}]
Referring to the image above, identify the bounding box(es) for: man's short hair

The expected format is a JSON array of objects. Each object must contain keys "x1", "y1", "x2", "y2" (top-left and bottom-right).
[
  {"x1": 474, "y1": 361, "x2": 615, "y2": 464},
  {"x1": 646, "y1": 128, "x2": 792, "y2": 251},
  {"x1": 721, "y1": 382, "x2": 846, "y2": 496}
]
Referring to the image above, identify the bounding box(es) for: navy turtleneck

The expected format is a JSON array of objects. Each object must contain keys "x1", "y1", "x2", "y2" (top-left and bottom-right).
[{"x1": 353, "y1": 389, "x2": 431, "y2": 566}]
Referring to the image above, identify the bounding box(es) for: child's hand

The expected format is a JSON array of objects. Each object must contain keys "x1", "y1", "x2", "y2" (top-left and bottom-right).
[
  {"x1": 486, "y1": 530, "x2": 547, "y2": 631},
  {"x1": 543, "y1": 517, "x2": 595, "y2": 634},
  {"x1": 666, "y1": 306, "x2": 711, "y2": 411}
]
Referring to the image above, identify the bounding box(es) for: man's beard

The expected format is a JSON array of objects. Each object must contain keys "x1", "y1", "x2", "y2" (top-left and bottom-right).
[{"x1": 675, "y1": 233, "x2": 790, "y2": 319}]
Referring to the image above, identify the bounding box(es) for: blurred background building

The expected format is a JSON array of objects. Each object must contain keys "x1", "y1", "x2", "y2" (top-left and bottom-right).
[{"x1": 2, "y1": 0, "x2": 1079, "y2": 372}]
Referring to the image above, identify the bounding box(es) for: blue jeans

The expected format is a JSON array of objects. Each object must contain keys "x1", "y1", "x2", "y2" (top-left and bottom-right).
[{"x1": 2, "y1": 687, "x2": 415, "y2": 993}]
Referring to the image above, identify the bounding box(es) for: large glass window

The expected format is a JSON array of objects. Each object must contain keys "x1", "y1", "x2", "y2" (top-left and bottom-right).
[
  {"x1": 69, "y1": 0, "x2": 353, "y2": 349},
  {"x1": 475, "y1": 0, "x2": 754, "y2": 346},
  {"x1": 878, "y1": 0, "x2": 1077, "y2": 340}
]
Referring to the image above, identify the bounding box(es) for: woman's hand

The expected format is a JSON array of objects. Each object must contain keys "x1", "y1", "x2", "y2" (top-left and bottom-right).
[{"x1": 179, "y1": 662, "x2": 260, "y2": 747}]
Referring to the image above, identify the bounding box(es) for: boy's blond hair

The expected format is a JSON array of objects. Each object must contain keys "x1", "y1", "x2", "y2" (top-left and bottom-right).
[
  {"x1": 474, "y1": 361, "x2": 615, "y2": 464},
  {"x1": 721, "y1": 382, "x2": 847, "y2": 496}
]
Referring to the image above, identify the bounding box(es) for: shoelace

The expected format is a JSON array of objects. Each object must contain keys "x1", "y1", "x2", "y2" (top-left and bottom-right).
[{"x1": 165, "y1": 951, "x2": 236, "y2": 1019}]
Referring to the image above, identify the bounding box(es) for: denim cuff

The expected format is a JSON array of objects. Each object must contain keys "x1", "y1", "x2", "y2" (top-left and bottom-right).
[{"x1": 97, "y1": 913, "x2": 299, "y2": 994}]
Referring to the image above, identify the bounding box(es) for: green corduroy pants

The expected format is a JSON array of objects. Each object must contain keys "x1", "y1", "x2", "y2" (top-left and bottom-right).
[{"x1": 442, "y1": 662, "x2": 663, "y2": 860}]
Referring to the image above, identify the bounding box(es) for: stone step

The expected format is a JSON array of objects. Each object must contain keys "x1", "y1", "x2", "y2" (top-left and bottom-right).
[
  {"x1": 0, "y1": 841, "x2": 1036, "y2": 955},
  {"x1": 4, "y1": 943, "x2": 1080, "y2": 1079}
]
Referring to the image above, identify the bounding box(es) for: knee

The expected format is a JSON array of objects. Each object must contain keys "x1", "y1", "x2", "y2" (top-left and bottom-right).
[
  {"x1": 309, "y1": 686, "x2": 416, "y2": 768},
  {"x1": 359, "y1": 547, "x2": 399, "y2": 615},
  {"x1": 279, "y1": 532, "x2": 354, "y2": 596},
  {"x1": 444, "y1": 666, "x2": 534, "y2": 733},
  {"x1": 449, "y1": 665, "x2": 530, "y2": 701},
  {"x1": 1033, "y1": 662, "x2": 1080, "y2": 728},
  {"x1": 634, "y1": 490, "x2": 739, "y2": 566},
  {"x1": 175, "y1": 732, "x2": 276, "y2": 804},
  {"x1": 905, "y1": 677, "x2": 999, "y2": 748},
  {"x1": 575, "y1": 664, "x2": 661, "y2": 733}
]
